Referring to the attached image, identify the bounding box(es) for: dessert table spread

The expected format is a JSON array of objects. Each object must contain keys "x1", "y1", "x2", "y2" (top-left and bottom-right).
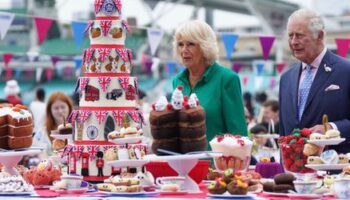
[{"x1": 0, "y1": 184, "x2": 340, "y2": 199}]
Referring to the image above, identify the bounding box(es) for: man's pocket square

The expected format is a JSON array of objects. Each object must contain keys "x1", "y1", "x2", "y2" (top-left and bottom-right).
[{"x1": 325, "y1": 84, "x2": 340, "y2": 91}]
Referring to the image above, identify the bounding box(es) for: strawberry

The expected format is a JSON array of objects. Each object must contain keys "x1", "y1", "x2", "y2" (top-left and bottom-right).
[
  {"x1": 300, "y1": 128, "x2": 312, "y2": 138},
  {"x1": 166, "y1": 103, "x2": 173, "y2": 110}
]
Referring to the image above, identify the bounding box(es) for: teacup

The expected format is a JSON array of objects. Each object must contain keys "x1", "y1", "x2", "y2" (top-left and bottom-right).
[
  {"x1": 293, "y1": 180, "x2": 318, "y2": 194},
  {"x1": 156, "y1": 176, "x2": 185, "y2": 190},
  {"x1": 333, "y1": 178, "x2": 350, "y2": 199},
  {"x1": 60, "y1": 174, "x2": 84, "y2": 189}
]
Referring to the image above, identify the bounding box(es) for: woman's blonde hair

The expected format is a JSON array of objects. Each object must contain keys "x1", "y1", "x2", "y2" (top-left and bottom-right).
[
  {"x1": 45, "y1": 92, "x2": 73, "y2": 141},
  {"x1": 173, "y1": 20, "x2": 219, "y2": 66}
]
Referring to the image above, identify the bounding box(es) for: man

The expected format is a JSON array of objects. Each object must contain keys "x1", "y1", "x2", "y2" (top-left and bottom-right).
[
  {"x1": 260, "y1": 100, "x2": 279, "y2": 134},
  {"x1": 279, "y1": 9, "x2": 350, "y2": 154}
]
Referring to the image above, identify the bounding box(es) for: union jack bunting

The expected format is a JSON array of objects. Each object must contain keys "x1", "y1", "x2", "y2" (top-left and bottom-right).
[
  {"x1": 114, "y1": 0, "x2": 122, "y2": 12},
  {"x1": 98, "y1": 48, "x2": 111, "y2": 63},
  {"x1": 79, "y1": 110, "x2": 92, "y2": 123},
  {"x1": 128, "y1": 111, "x2": 140, "y2": 123},
  {"x1": 62, "y1": 145, "x2": 73, "y2": 158},
  {"x1": 112, "y1": 110, "x2": 124, "y2": 126},
  {"x1": 78, "y1": 145, "x2": 85, "y2": 159},
  {"x1": 100, "y1": 20, "x2": 112, "y2": 36},
  {"x1": 98, "y1": 76, "x2": 111, "y2": 92},
  {"x1": 68, "y1": 110, "x2": 79, "y2": 124},
  {"x1": 94, "y1": 0, "x2": 104, "y2": 14},
  {"x1": 122, "y1": 20, "x2": 131, "y2": 33},
  {"x1": 84, "y1": 48, "x2": 95, "y2": 63},
  {"x1": 87, "y1": 145, "x2": 99, "y2": 161},
  {"x1": 127, "y1": 49, "x2": 133, "y2": 62},
  {"x1": 139, "y1": 112, "x2": 146, "y2": 125},
  {"x1": 118, "y1": 77, "x2": 129, "y2": 91},
  {"x1": 94, "y1": 110, "x2": 107, "y2": 124},
  {"x1": 80, "y1": 77, "x2": 90, "y2": 91},
  {"x1": 84, "y1": 21, "x2": 94, "y2": 33},
  {"x1": 116, "y1": 49, "x2": 129, "y2": 62}
]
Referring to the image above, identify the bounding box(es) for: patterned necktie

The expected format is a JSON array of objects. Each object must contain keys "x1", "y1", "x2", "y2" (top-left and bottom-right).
[{"x1": 298, "y1": 65, "x2": 313, "y2": 121}]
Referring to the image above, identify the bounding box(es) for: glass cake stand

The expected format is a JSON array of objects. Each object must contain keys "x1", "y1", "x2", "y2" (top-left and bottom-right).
[
  {"x1": 0, "y1": 149, "x2": 42, "y2": 175},
  {"x1": 149, "y1": 152, "x2": 222, "y2": 193}
]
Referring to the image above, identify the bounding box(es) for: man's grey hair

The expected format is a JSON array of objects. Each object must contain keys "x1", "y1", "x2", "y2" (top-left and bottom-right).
[{"x1": 288, "y1": 8, "x2": 325, "y2": 39}]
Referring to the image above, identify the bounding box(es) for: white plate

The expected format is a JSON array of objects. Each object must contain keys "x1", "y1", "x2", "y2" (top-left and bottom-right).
[
  {"x1": 107, "y1": 159, "x2": 149, "y2": 168},
  {"x1": 254, "y1": 134, "x2": 280, "y2": 139},
  {"x1": 109, "y1": 136, "x2": 143, "y2": 145},
  {"x1": 207, "y1": 192, "x2": 256, "y2": 199},
  {"x1": 159, "y1": 191, "x2": 188, "y2": 195},
  {"x1": 53, "y1": 187, "x2": 88, "y2": 195},
  {"x1": 50, "y1": 134, "x2": 73, "y2": 140},
  {"x1": 305, "y1": 163, "x2": 349, "y2": 170},
  {"x1": 101, "y1": 191, "x2": 159, "y2": 197},
  {"x1": 263, "y1": 191, "x2": 289, "y2": 197},
  {"x1": 0, "y1": 192, "x2": 33, "y2": 196},
  {"x1": 308, "y1": 138, "x2": 345, "y2": 146},
  {"x1": 287, "y1": 193, "x2": 322, "y2": 198}
]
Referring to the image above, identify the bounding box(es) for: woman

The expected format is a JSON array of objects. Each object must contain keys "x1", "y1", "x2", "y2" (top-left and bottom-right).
[
  {"x1": 33, "y1": 92, "x2": 73, "y2": 157},
  {"x1": 172, "y1": 20, "x2": 247, "y2": 146}
]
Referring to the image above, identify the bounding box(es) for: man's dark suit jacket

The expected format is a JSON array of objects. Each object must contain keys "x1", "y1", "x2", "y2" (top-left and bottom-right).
[{"x1": 279, "y1": 50, "x2": 350, "y2": 153}]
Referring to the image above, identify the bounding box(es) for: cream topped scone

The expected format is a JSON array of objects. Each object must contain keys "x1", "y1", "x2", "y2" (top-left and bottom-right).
[
  {"x1": 325, "y1": 129, "x2": 341, "y2": 139},
  {"x1": 338, "y1": 154, "x2": 349, "y2": 164},
  {"x1": 310, "y1": 133, "x2": 326, "y2": 140}
]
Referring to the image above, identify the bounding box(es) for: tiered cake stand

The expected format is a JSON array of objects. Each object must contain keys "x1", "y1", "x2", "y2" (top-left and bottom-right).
[{"x1": 0, "y1": 149, "x2": 42, "y2": 175}]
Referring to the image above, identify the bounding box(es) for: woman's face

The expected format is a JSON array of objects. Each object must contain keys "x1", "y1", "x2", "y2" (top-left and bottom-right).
[
  {"x1": 177, "y1": 38, "x2": 205, "y2": 69},
  {"x1": 51, "y1": 100, "x2": 70, "y2": 125}
]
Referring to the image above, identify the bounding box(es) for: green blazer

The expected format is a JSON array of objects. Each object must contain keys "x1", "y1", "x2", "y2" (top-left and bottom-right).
[{"x1": 173, "y1": 62, "x2": 247, "y2": 148}]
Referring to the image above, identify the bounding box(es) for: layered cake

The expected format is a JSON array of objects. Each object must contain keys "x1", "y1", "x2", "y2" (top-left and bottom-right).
[
  {"x1": 150, "y1": 87, "x2": 207, "y2": 154},
  {"x1": 65, "y1": 0, "x2": 147, "y2": 182},
  {"x1": 210, "y1": 134, "x2": 253, "y2": 171},
  {"x1": 0, "y1": 104, "x2": 33, "y2": 149}
]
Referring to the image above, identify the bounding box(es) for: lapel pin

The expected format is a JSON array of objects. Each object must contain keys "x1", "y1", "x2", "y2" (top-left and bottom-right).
[{"x1": 324, "y1": 64, "x2": 332, "y2": 72}]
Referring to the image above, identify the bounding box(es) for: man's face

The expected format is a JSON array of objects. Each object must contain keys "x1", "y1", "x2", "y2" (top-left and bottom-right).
[{"x1": 287, "y1": 17, "x2": 322, "y2": 64}]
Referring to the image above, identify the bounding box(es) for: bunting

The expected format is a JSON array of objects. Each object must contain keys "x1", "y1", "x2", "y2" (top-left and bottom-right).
[
  {"x1": 147, "y1": 28, "x2": 164, "y2": 56},
  {"x1": 118, "y1": 77, "x2": 129, "y2": 91},
  {"x1": 80, "y1": 77, "x2": 90, "y2": 91},
  {"x1": 100, "y1": 20, "x2": 112, "y2": 36},
  {"x1": 259, "y1": 36, "x2": 276, "y2": 60},
  {"x1": 45, "y1": 68, "x2": 53, "y2": 81},
  {"x1": 221, "y1": 33, "x2": 239, "y2": 61},
  {"x1": 79, "y1": 110, "x2": 92, "y2": 123},
  {"x1": 335, "y1": 38, "x2": 350, "y2": 58},
  {"x1": 95, "y1": 110, "x2": 107, "y2": 124},
  {"x1": 0, "y1": 12, "x2": 15, "y2": 40},
  {"x1": 112, "y1": 110, "x2": 124, "y2": 126},
  {"x1": 276, "y1": 63, "x2": 286, "y2": 74},
  {"x1": 34, "y1": 17, "x2": 53, "y2": 45},
  {"x1": 232, "y1": 62, "x2": 242, "y2": 73},
  {"x1": 98, "y1": 76, "x2": 111, "y2": 92},
  {"x1": 72, "y1": 21, "x2": 87, "y2": 49}
]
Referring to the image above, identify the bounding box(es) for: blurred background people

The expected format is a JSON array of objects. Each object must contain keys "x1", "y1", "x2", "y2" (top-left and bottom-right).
[
  {"x1": 29, "y1": 87, "x2": 46, "y2": 135},
  {"x1": 33, "y1": 91, "x2": 73, "y2": 158}
]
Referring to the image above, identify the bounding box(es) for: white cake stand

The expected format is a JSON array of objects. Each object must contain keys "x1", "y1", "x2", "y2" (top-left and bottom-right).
[
  {"x1": 0, "y1": 149, "x2": 41, "y2": 175},
  {"x1": 149, "y1": 152, "x2": 222, "y2": 193}
]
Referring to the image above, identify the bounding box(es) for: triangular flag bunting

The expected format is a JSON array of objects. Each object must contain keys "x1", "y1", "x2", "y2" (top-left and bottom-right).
[
  {"x1": 3, "y1": 53, "x2": 13, "y2": 69},
  {"x1": 270, "y1": 78, "x2": 277, "y2": 89},
  {"x1": 335, "y1": 38, "x2": 350, "y2": 58},
  {"x1": 242, "y1": 76, "x2": 249, "y2": 86},
  {"x1": 145, "y1": 0, "x2": 158, "y2": 10},
  {"x1": 276, "y1": 63, "x2": 285, "y2": 74},
  {"x1": 147, "y1": 28, "x2": 164, "y2": 56},
  {"x1": 26, "y1": 51, "x2": 39, "y2": 62},
  {"x1": 0, "y1": 12, "x2": 15, "y2": 40},
  {"x1": 166, "y1": 61, "x2": 177, "y2": 75},
  {"x1": 221, "y1": 33, "x2": 239, "y2": 61},
  {"x1": 46, "y1": 68, "x2": 53, "y2": 81},
  {"x1": 14, "y1": 69, "x2": 22, "y2": 79},
  {"x1": 259, "y1": 36, "x2": 276, "y2": 60},
  {"x1": 36, "y1": 68, "x2": 43, "y2": 82},
  {"x1": 72, "y1": 21, "x2": 87, "y2": 49},
  {"x1": 256, "y1": 63, "x2": 265, "y2": 75},
  {"x1": 254, "y1": 76, "x2": 264, "y2": 90},
  {"x1": 51, "y1": 56, "x2": 60, "y2": 67},
  {"x1": 34, "y1": 17, "x2": 53, "y2": 44},
  {"x1": 232, "y1": 62, "x2": 242, "y2": 73}
]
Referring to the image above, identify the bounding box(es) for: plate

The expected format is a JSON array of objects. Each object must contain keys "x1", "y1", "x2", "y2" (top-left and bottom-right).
[
  {"x1": 263, "y1": 191, "x2": 289, "y2": 197},
  {"x1": 101, "y1": 191, "x2": 159, "y2": 197},
  {"x1": 50, "y1": 134, "x2": 73, "y2": 140},
  {"x1": 159, "y1": 191, "x2": 188, "y2": 195},
  {"x1": 287, "y1": 193, "x2": 322, "y2": 198},
  {"x1": 107, "y1": 159, "x2": 149, "y2": 168},
  {"x1": 305, "y1": 163, "x2": 350, "y2": 170},
  {"x1": 308, "y1": 138, "x2": 345, "y2": 146},
  {"x1": 254, "y1": 134, "x2": 280, "y2": 139},
  {"x1": 35, "y1": 185, "x2": 51, "y2": 189},
  {"x1": 109, "y1": 136, "x2": 143, "y2": 145},
  {"x1": 54, "y1": 187, "x2": 88, "y2": 195},
  {"x1": 207, "y1": 193, "x2": 256, "y2": 199},
  {"x1": 0, "y1": 192, "x2": 33, "y2": 196}
]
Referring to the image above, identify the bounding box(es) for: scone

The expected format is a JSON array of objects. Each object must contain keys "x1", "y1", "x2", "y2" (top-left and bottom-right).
[
  {"x1": 303, "y1": 143, "x2": 321, "y2": 156},
  {"x1": 325, "y1": 129, "x2": 340, "y2": 139},
  {"x1": 309, "y1": 133, "x2": 326, "y2": 140},
  {"x1": 338, "y1": 154, "x2": 349, "y2": 164},
  {"x1": 307, "y1": 156, "x2": 323, "y2": 164}
]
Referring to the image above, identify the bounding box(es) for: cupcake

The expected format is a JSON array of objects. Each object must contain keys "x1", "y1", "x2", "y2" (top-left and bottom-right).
[
  {"x1": 206, "y1": 168, "x2": 222, "y2": 180},
  {"x1": 227, "y1": 179, "x2": 248, "y2": 195},
  {"x1": 207, "y1": 178, "x2": 227, "y2": 194}
]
